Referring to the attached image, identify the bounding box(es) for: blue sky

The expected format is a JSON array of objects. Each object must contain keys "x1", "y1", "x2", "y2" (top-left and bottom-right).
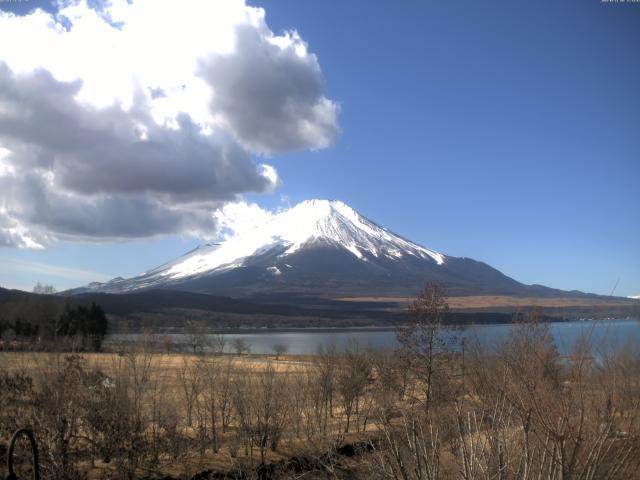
[{"x1": 0, "y1": 0, "x2": 638, "y2": 296}]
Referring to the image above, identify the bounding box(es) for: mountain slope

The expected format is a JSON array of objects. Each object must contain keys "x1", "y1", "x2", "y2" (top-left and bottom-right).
[{"x1": 76, "y1": 199, "x2": 579, "y2": 297}]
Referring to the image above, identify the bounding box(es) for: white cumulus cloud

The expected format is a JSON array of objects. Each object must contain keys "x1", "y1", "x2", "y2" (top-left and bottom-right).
[
  {"x1": 0, "y1": 0, "x2": 339, "y2": 247},
  {"x1": 213, "y1": 201, "x2": 276, "y2": 240}
]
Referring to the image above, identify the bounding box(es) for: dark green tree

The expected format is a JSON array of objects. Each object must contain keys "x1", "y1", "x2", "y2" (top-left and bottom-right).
[{"x1": 57, "y1": 302, "x2": 108, "y2": 350}]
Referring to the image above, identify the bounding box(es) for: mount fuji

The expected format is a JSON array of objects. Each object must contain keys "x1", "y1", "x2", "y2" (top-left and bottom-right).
[{"x1": 76, "y1": 199, "x2": 572, "y2": 298}]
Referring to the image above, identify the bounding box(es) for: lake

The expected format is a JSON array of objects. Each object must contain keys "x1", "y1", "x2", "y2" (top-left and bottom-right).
[{"x1": 107, "y1": 318, "x2": 640, "y2": 355}]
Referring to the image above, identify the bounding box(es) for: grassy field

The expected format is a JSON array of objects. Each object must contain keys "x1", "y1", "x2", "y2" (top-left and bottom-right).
[
  {"x1": 338, "y1": 294, "x2": 640, "y2": 309},
  {"x1": 0, "y1": 351, "x2": 313, "y2": 376},
  {"x1": 0, "y1": 349, "x2": 373, "y2": 479}
]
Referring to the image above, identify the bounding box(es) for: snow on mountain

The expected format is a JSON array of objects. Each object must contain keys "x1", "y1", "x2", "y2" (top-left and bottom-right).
[
  {"x1": 80, "y1": 199, "x2": 447, "y2": 294},
  {"x1": 82, "y1": 199, "x2": 580, "y2": 298},
  {"x1": 163, "y1": 199, "x2": 445, "y2": 280},
  {"x1": 70, "y1": 200, "x2": 612, "y2": 299},
  {"x1": 629, "y1": 295, "x2": 640, "y2": 300}
]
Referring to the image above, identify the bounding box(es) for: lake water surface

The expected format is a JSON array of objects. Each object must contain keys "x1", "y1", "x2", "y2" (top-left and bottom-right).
[{"x1": 107, "y1": 318, "x2": 640, "y2": 355}]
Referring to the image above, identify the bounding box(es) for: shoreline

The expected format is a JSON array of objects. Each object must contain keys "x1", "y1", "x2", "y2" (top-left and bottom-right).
[{"x1": 106, "y1": 316, "x2": 640, "y2": 336}]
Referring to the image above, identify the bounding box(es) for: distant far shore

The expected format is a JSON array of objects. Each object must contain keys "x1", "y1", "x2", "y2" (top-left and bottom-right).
[
  {"x1": 108, "y1": 325, "x2": 401, "y2": 335},
  {"x1": 107, "y1": 315, "x2": 640, "y2": 335}
]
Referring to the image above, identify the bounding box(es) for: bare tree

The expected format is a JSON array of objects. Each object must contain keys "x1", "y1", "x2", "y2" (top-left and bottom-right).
[
  {"x1": 397, "y1": 282, "x2": 453, "y2": 416},
  {"x1": 197, "y1": 356, "x2": 234, "y2": 453},
  {"x1": 33, "y1": 282, "x2": 57, "y2": 295},
  {"x1": 252, "y1": 363, "x2": 289, "y2": 462},
  {"x1": 314, "y1": 342, "x2": 338, "y2": 433},
  {"x1": 184, "y1": 319, "x2": 207, "y2": 354},
  {"x1": 209, "y1": 333, "x2": 226, "y2": 355},
  {"x1": 232, "y1": 337, "x2": 251, "y2": 356},
  {"x1": 218, "y1": 357, "x2": 235, "y2": 432},
  {"x1": 373, "y1": 407, "x2": 442, "y2": 480},
  {"x1": 337, "y1": 341, "x2": 372, "y2": 433},
  {"x1": 372, "y1": 346, "x2": 406, "y2": 420},
  {"x1": 32, "y1": 354, "x2": 85, "y2": 479},
  {"x1": 230, "y1": 374, "x2": 254, "y2": 459},
  {"x1": 272, "y1": 342, "x2": 289, "y2": 360},
  {"x1": 177, "y1": 357, "x2": 201, "y2": 427}
]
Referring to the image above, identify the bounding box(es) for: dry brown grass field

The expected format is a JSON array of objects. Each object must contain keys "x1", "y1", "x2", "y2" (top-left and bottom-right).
[
  {"x1": 0, "y1": 351, "x2": 312, "y2": 376},
  {"x1": 338, "y1": 295, "x2": 640, "y2": 309},
  {"x1": 0, "y1": 348, "x2": 383, "y2": 479}
]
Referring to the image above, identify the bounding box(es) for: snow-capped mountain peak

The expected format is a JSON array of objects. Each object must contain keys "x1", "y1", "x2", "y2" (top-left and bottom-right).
[
  {"x1": 73, "y1": 199, "x2": 597, "y2": 298},
  {"x1": 79, "y1": 199, "x2": 449, "y2": 294},
  {"x1": 160, "y1": 199, "x2": 445, "y2": 281}
]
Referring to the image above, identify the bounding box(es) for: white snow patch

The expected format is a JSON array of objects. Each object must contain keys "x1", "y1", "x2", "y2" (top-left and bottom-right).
[
  {"x1": 386, "y1": 249, "x2": 402, "y2": 258},
  {"x1": 344, "y1": 243, "x2": 363, "y2": 259}
]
